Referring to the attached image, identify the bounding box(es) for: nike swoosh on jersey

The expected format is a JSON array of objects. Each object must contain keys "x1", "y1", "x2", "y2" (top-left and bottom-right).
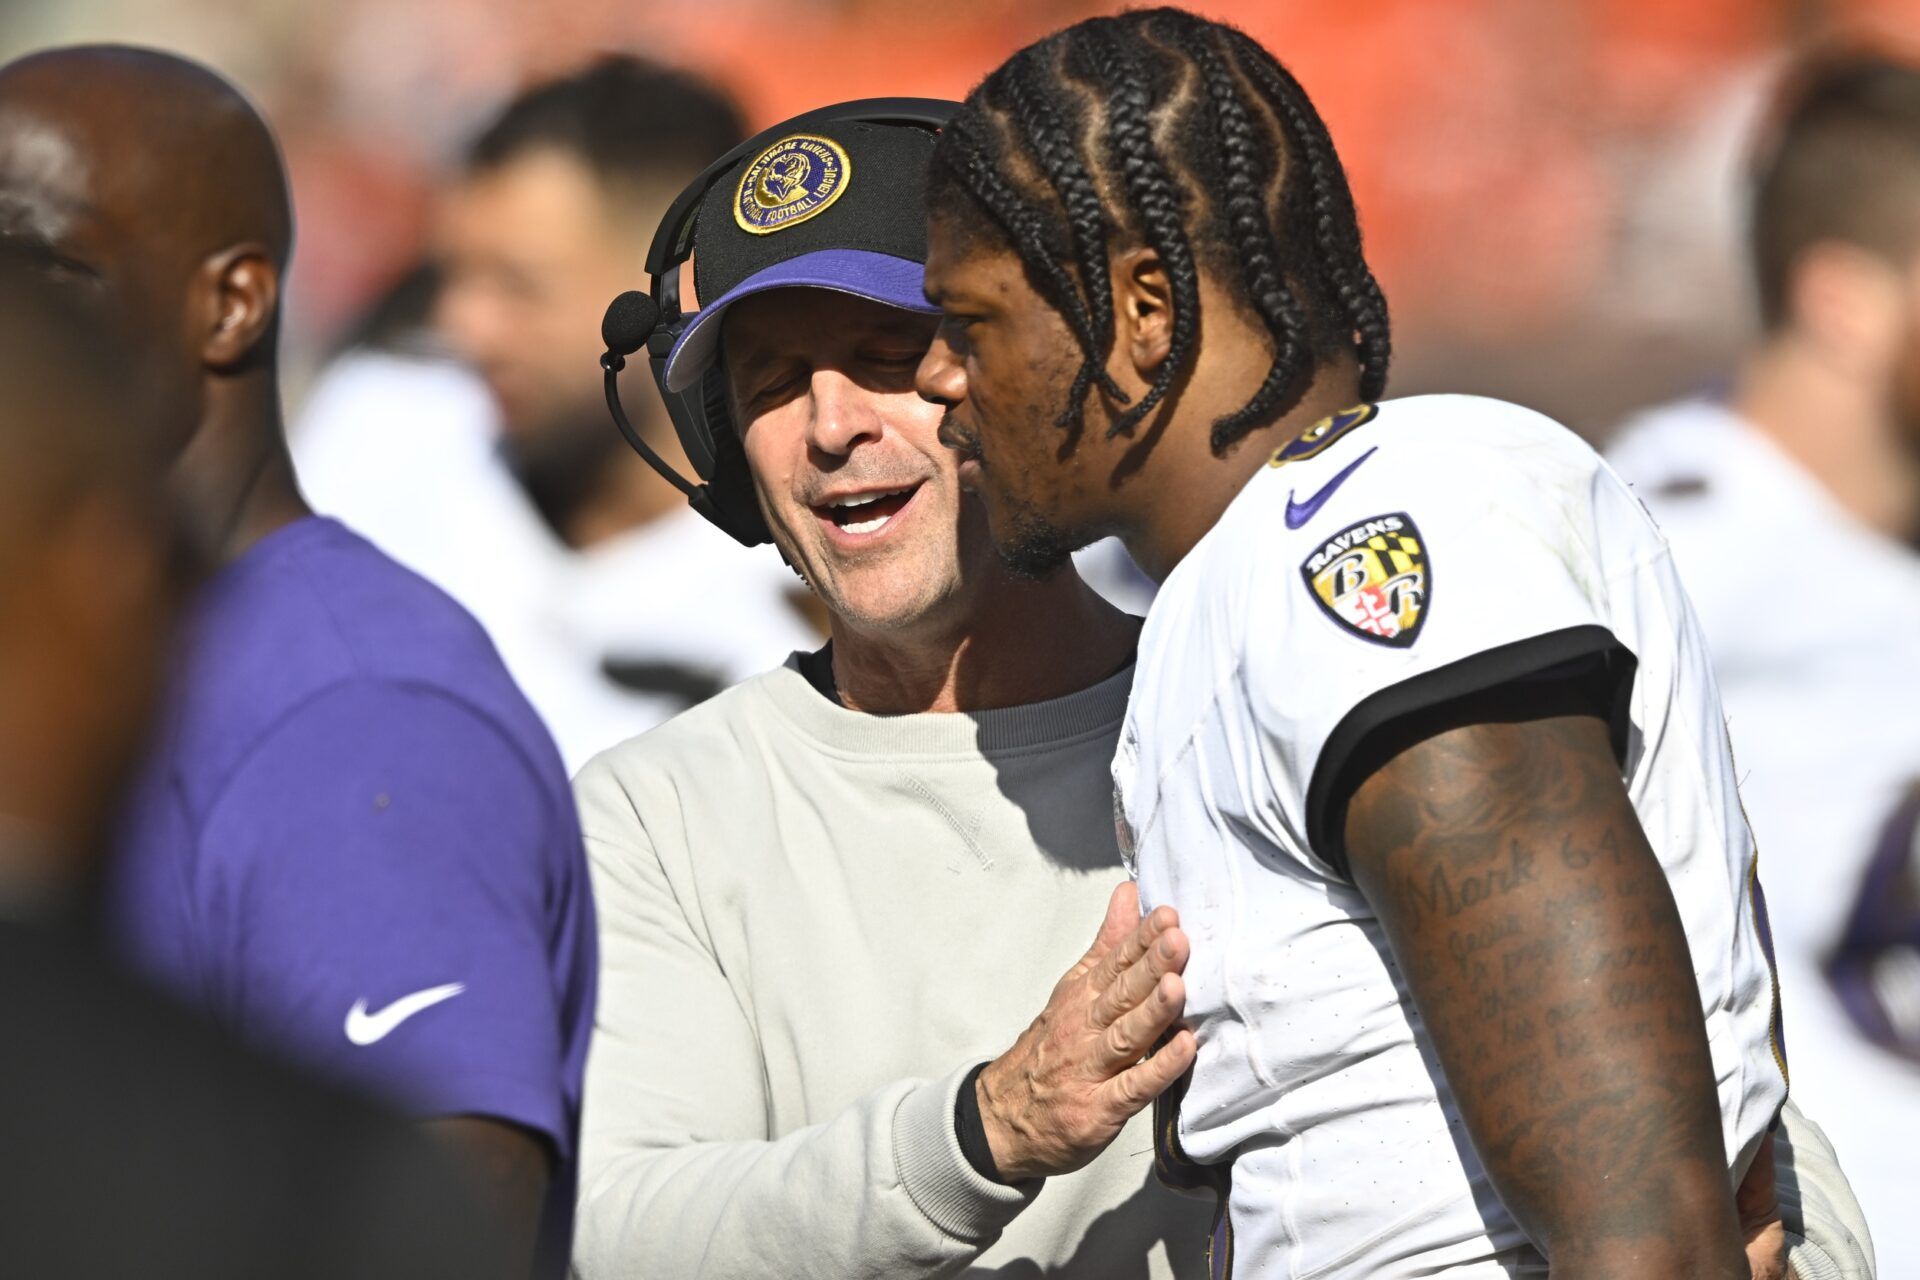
[
  {"x1": 344, "y1": 982, "x2": 466, "y2": 1046},
  {"x1": 1285, "y1": 447, "x2": 1377, "y2": 530}
]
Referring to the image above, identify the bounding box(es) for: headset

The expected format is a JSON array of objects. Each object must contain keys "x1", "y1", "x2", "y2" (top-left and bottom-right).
[{"x1": 599, "y1": 97, "x2": 958, "y2": 547}]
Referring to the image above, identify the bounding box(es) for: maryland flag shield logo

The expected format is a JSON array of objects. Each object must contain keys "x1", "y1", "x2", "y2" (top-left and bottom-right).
[{"x1": 1300, "y1": 511, "x2": 1430, "y2": 647}]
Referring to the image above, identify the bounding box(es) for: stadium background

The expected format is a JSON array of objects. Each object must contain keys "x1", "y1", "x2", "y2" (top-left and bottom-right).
[
  {"x1": 1, "y1": 0, "x2": 1915, "y2": 439},
  {"x1": 0, "y1": 0, "x2": 1913, "y2": 1272}
]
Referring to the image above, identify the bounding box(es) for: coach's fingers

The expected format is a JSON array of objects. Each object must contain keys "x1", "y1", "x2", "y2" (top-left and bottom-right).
[
  {"x1": 1743, "y1": 1220, "x2": 1787, "y2": 1280},
  {"x1": 1736, "y1": 1131, "x2": 1788, "y2": 1280},
  {"x1": 1108, "y1": 1025, "x2": 1197, "y2": 1115},
  {"x1": 1098, "y1": 971, "x2": 1187, "y2": 1070},
  {"x1": 1089, "y1": 899, "x2": 1180, "y2": 991},
  {"x1": 1735, "y1": 1132, "x2": 1781, "y2": 1229},
  {"x1": 1090, "y1": 922, "x2": 1189, "y2": 1029},
  {"x1": 1074, "y1": 881, "x2": 1141, "y2": 975}
]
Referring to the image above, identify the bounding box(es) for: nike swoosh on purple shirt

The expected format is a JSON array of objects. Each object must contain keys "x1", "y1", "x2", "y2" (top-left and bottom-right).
[{"x1": 1285, "y1": 447, "x2": 1378, "y2": 530}]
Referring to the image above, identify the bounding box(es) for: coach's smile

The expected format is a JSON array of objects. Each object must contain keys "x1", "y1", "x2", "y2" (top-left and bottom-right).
[{"x1": 809, "y1": 479, "x2": 926, "y2": 547}]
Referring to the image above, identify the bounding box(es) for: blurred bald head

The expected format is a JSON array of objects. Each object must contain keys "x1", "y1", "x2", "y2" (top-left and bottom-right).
[
  {"x1": 1, "y1": 247, "x2": 147, "y2": 510},
  {"x1": 0, "y1": 45, "x2": 292, "y2": 454}
]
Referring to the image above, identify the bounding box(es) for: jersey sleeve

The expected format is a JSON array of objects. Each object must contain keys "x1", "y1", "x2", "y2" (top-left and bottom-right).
[
  {"x1": 193, "y1": 679, "x2": 575, "y2": 1157},
  {"x1": 1245, "y1": 418, "x2": 1641, "y2": 878}
]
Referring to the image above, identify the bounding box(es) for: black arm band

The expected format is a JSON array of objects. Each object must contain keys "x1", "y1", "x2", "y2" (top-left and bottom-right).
[{"x1": 954, "y1": 1061, "x2": 1009, "y2": 1184}]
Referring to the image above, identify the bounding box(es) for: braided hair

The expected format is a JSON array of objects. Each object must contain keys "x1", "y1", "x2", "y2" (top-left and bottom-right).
[{"x1": 929, "y1": 7, "x2": 1390, "y2": 452}]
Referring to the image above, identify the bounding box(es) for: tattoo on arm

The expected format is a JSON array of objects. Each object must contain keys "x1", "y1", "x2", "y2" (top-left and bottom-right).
[{"x1": 1344, "y1": 702, "x2": 1745, "y2": 1278}]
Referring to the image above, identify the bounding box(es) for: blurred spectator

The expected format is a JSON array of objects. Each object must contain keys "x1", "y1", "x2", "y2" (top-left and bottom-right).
[
  {"x1": 1609, "y1": 50, "x2": 1920, "y2": 1273},
  {"x1": 295, "y1": 57, "x2": 819, "y2": 769},
  {"x1": 0, "y1": 44, "x2": 593, "y2": 1278},
  {"x1": 0, "y1": 248, "x2": 501, "y2": 1280},
  {"x1": 8, "y1": 0, "x2": 1872, "y2": 437}
]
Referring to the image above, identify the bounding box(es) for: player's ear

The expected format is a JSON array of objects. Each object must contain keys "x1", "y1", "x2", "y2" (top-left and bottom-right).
[
  {"x1": 1113, "y1": 246, "x2": 1174, "y2": 377},
  {"x1": 195, "y1": 244, "x2": 280, "y2": 371}
]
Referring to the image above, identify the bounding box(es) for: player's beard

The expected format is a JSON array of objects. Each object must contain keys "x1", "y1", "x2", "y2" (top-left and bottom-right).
[
  {"x1": 993, "y1": 497, "x2": 1080, "y2": 581},
  {"x1": 940, "y1": 408, "x2": 1080, "y2": 581}
]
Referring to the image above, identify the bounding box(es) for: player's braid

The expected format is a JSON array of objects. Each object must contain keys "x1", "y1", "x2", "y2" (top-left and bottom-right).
[
  {"x1": 935, "y1": 107, "x2": 1110, "y2": 384},
  {"x1": 1222, "y1": 27, "x2": 1392, "y2": 401},
  {"x1": 998, "y1": 56, "x2": 1130, "y2": 428},
  {"x1": 1168, "y1": 19, "x2": 1315, "y2": 449},
  {"x1": 1074, "y1": 22, "x2": 1201, "y2": 439},
  {"x1": 927, "y1": 9, "x2": 1393, "y2": 451}
]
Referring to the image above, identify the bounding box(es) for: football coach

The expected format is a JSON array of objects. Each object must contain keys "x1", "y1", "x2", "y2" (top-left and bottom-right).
[{"x1": 570, "y1": 100, "x2": 1212, "y2": 1277}]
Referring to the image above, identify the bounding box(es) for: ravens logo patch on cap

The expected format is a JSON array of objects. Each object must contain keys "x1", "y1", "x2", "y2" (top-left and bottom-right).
[
  {"x1": 733, "y1": 134, "x2": 852, "y2": 234},
  {"x1": 1301, "y1": 510, "x2": 1429, "y2": 647}
]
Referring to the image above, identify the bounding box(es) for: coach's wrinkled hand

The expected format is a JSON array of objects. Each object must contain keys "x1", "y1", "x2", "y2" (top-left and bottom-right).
[{"x1": 976, "y1": 881, "x2": 1195, "y2": 1181}]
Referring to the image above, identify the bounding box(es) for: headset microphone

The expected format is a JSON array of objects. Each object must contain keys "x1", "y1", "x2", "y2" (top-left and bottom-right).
[
  {"x1": 600, "y1": 292, "x2": 700, "y2": 503},
  {"x1": 601, "y1": 290, "x2": 659, "y2": 359}
]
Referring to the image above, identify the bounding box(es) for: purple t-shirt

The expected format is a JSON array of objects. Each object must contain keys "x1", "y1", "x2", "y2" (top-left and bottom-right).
[{"x1": 110, "y1": 516, "x2": 596, "y2": 1275}]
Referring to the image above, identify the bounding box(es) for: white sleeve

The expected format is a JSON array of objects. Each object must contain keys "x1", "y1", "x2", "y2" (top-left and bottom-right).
[
  {"x1": 1774, "y1": 1098, "x2": 1879, "y2": 1280},
  {"x1": 1244, "y1": 417, "x2": 1640, "y2": 877}
]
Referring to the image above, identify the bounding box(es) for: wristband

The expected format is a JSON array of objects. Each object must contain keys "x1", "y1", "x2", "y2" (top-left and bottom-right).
[{"x1": 954, "y1": 1061, "x2": 1008, "y2": 1184}]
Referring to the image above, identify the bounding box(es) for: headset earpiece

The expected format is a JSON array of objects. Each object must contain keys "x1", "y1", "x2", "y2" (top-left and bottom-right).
[
  {"x1": 598, "y1": 308, "x2": 774, "y2": 548},
  {"x1": 685, "y1": 365, "x2": 734, "y2": 484}
]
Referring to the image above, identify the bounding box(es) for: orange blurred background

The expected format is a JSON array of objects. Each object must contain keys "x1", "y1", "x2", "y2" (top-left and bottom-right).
[{"x1": 8, "y1": 0, "x2": 1920, "y2": 434}]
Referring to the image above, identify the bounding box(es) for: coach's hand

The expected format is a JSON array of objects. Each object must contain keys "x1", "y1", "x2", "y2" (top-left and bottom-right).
[
  {"x1": 1737, "y1": 1134, "x2": 1791, "y2": 1280},
  {"x1": 976, "y1": 881, "x2": 1196, "y2": 1181}
]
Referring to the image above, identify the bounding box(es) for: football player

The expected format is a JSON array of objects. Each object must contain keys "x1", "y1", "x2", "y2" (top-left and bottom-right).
[{"x1": 915, "y1": 8, "x2": 1845, "y2": 1277}]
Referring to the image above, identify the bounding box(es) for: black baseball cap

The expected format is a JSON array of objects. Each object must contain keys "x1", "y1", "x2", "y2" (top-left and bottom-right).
[{"x1": 663, "y1": 118, "x2": 946, "y2": 391}]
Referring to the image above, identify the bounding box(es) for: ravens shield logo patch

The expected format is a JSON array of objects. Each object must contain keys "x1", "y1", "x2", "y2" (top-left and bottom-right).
[{"x1": 1300, "y1": 511, "x2": 1430, "y2": 647}]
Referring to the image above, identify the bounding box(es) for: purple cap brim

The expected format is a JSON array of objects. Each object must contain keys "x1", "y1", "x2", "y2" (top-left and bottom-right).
[{"x1": 663, "y1": 248, "x2": 938, "y2": 392}]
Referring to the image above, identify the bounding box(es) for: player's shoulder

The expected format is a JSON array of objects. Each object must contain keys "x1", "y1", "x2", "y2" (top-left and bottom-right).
[
  {"x1": 1346, "y1": 393, "x2": 1600, "y2": 482},
  {"x1": 1246, "y1": 393, "x2": 1592, "y2": 494},
  {"x1": 1182, "y1": 394, "x2": 1637, "y2": 648},
  {"x1": 1221, "y1": 394, "x2": 1606, "y2": 553}
]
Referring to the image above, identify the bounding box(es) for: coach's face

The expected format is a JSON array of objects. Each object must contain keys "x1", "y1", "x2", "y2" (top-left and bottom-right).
[{"x1": 724, "y1": 289, "x2": 995, "y2": 633}]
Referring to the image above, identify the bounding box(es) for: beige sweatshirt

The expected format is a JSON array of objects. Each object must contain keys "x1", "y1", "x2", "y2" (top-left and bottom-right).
[{"x1": 571, "y1": 658, "x2": 1212, "y2": 1279}]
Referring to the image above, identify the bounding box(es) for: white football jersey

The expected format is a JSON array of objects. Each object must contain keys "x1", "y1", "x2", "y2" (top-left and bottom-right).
[{"x1": 1113, "y1": 394, "x2": 1788, "y2": 1278}]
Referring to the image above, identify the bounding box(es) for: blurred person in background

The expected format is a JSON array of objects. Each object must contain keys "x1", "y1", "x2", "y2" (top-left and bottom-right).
[
  {"x1": 296, "y1": 57, "x2": 820, "y2": 770},
  {"x1": 1609, "y1": 51, "x2": 1920, "y2": 1274},
  {"x1": 0, "y1": 254, "x2": 503, "y2": 1280},
  {"x1": 0, "y1": 44, "x2": 595, "y2": 1279},
  {"x1": 573, "y1": 106, "x2": 1212, "y2": 1278}
]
